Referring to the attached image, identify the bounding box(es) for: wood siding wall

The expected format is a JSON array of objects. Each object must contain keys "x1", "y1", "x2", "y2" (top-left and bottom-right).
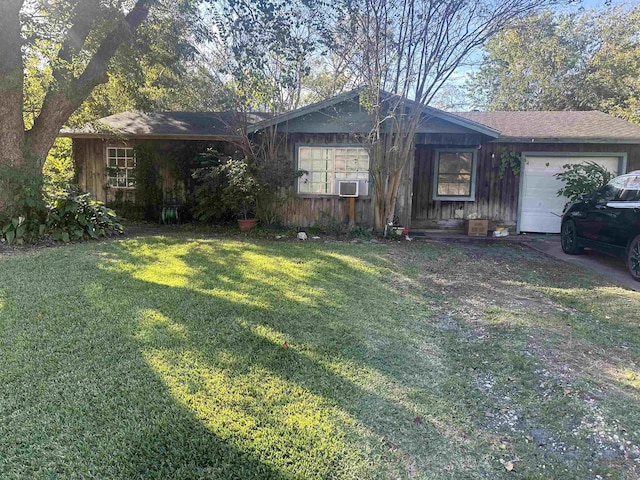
[
  {"x1": 74, "y1": 138, "x2": 110, "y2": 203},
  {"x1": 411, "y1": 141, "x2": 640, "y2": 231},
  {"x1": 74, "y1": 134, "x2": 640, "y2": 230},
  {"x1": 73, "y1": 138, "x2": 205, "y2": 204}
]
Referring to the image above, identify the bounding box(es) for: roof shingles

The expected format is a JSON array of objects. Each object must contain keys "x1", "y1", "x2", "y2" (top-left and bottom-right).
[
  {"x1": 62, "y1": 104, "x2": 640, "y2": 144},
  {"x1": 62, "y1": 111, "x2": 270, "y2": 138},
  {"x1": 453, "y1": 110, "x2": 640, "y2": 142}
]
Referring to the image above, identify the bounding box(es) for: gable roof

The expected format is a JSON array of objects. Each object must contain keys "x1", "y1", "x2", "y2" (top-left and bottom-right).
[
  {"x1": 247, "y1": 88, "x2": 501, "y2": 138},
  {"x1": 61, "y1": 111, "x2": 271, "y2": 139},
  {"x1": 453, "y1": 110, "x2": 640, "y2": 143},
  {"x1": 61, "y1": 97, "x2": 640, "y2": 144}
]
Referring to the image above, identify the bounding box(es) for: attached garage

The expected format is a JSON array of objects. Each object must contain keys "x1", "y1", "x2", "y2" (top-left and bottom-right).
[
  {"x1": 444, "y1": 111, "x2": 640, "y2": 234},
  {"x1": 518, "y1": 154, "x2": 626, "y2": 234}
]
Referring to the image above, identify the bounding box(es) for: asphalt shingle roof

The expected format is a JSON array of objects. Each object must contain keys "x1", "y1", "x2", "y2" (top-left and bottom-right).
[
  {"x1": 63, "y1": 106, "x2": 640, "y2": 144},
  {"x1": 62, "y1": 111, "x2": 271, "y2": 138},
  {"x1": 453, "y1": 110, "x2": 640, "y2": 142}
]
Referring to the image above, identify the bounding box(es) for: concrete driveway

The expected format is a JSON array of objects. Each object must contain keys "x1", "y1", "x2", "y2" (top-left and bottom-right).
[{"x1": 527, "y1": 235, "x2": 640, "y2": 292}]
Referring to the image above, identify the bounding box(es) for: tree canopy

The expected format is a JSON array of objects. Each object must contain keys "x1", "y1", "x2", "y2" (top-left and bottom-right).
[
  {"x1": 1, "y1": 0, "x2": 240, "y2": 216},
  {"x1": 466, "y1": 7, "x2": 640, "y2": 123},
  {"x1": 326, "y1": 0, "x2": 563, "y2": 231}
]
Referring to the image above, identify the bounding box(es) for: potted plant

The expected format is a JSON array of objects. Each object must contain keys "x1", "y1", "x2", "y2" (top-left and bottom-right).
[{"x1": 222, "y1": 158, "x2": 260, "y2": 231}]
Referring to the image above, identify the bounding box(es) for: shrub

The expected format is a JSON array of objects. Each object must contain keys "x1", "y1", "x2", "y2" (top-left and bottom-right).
[
  {"x1": 133, "y1": 143, "x2": 163, "y2": 221},
  {"x1": 555, "y1": 161, "x2": 614, "y2": 202},
  {"x1": 192, "y1": 153, "x2": 260, "y2": 221},
  {"x1": 255, "y1": 189, "x2": 291, "y2": 226},
  {"x1": 106, "y1": 200, "x2": 146, "y2": 222},
  {"x1": 1, "y1": 192, "x2": 123, "y2": 245},
  {"x1": 191, "y1": 152, "x2": 231, "y2": 222},
  {"x1": 47, "y1": 193, "x2": 123, "y2": 241}
]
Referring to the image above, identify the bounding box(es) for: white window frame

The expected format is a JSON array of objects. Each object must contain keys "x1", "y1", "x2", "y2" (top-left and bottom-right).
[
  {"x1": 432, "y1": 148, "x2": 478, "y2": 201},
  {"x1": 296, "y1": 145, "x2": 370, "y2": 196},
  {"x1": 106, "y1": 147, "x2": 136, "y2": 189}
]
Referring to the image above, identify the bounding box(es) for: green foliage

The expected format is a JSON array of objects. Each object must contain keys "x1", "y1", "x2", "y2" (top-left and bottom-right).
[
  {"x1": 251, "y1": 149, "x2": 304, "y2": 226},
  {"x1": 192, "y1": 152, "x2": 261, "y2": 222},
  {"x1": 43, "y1": 138, "x2": 75, "y2": 197},
  {"x1": 46, "y1": 193, "x2": 123, "y2": 242},
  {"x1": 1, "y1": 216, "x2": 44, "y2": 245},
  {"x1": 498, "y1": 150, "x2": 523, "y2": 178},
  {"x1": 347, "y1": 224, "x2": 373, "y2": 240},
  {"x1": 21, "y1": 1, "x2": 227, "y2": 131},
  {"x1": 313, "y1": 210, "x2": 349, "y2": 238},
  {"x1": 105, "y1": 200, "x2": 146, "y2": 222},
  {"x1": 255, "y1": 189, "x2": 290, "y2": 226},
  {"x1": 467, "y1": 7, "x2": 640, "y2": 123},
  {"x1": 133, "y1": 143, "x2": 164, "y2": 221},
  {"x1": 0, "y1": 165, "x2": 46, "y2": 220},
  {"x1": 1, "y1": 192, "x2": 122, "y2": 244},
  {"x1": 220, "y1": 158, "x2": 260, "y2": 220},
  {"x1": 555, "y1": 161, "x2": 614, "y2": 202},
  {"x1": 214, "y1": 0, "x2": 328, "y2": 112}
]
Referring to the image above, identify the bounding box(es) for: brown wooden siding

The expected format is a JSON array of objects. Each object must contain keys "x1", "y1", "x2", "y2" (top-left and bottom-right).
[
  {"x1": 411, "y1": 142, "x2": 640, "y2": 231},
  {"x1": 73, "y1": 138, "x2": 202, "y2": 204},
  {"x1": 74, "y1": 134, "x2": 640, "y2": 230}
]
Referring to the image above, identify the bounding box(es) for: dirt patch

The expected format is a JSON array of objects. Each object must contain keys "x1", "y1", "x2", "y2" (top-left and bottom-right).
[{"x1": 386, "y1": 240, "x2": 640, "y2": 475}]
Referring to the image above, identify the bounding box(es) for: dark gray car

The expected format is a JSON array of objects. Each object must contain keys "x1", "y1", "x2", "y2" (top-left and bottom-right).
[{"x1": 561, "y1": 171, "x2": 640, "y2": 281}]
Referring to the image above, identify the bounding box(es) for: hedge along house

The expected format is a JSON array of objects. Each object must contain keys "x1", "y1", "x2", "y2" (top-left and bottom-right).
[{"x1": 63, "y1": 90, "x2": 640, "y2": 233}]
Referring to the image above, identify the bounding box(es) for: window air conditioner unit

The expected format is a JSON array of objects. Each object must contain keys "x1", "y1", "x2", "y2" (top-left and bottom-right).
[{"x1": 338, "y1": 180, "x2": 359, "y2": 197}]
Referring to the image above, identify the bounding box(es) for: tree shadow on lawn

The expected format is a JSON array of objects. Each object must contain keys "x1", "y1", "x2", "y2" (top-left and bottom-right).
[
  {"x1": 91, "y1": 237, "x2": 486, "y2": 478},
  {"x1": 121, "y1": 406, "x2": 289, "y2": 479},
  {"x1": 3, "y1": 236, "x2": 639, "y2": 478},
  {"x1": 100, "y1": 236, "x2": 640, "y2": 478},
  {"x1": 55, "y1": 241, "x2": 472, "y2": 477}
]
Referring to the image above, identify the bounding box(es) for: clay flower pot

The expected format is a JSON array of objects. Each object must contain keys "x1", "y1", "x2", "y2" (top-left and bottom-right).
[{"x1": 238, "y1": 218, "x2": 258, "y2": 232}]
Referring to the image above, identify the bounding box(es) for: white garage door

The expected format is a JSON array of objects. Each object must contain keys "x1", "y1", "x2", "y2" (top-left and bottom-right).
[{"x1": 519, "y1": 155, "x2": 621, "y2": 233}]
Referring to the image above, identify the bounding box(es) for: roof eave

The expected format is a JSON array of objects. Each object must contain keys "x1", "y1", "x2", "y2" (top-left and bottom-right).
[
  {"x1": 60, "y1": 132, "x2": 241, "y2": 141},
  {"x1": 490, "y1": 136, "x2": 640, "y2": 144}
]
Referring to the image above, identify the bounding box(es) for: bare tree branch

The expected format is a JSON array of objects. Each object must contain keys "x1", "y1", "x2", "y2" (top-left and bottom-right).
[{"x1": 334, "y1": 0, "x2": 561, "y2": 231}]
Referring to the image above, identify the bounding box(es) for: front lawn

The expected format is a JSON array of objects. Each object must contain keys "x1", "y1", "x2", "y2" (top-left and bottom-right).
[{"x1": 1, "y1": 235, "x2": 639, "y2": 479}]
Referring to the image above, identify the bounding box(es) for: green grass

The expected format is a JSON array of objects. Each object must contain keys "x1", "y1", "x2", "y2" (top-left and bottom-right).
[{"x1": 1, "y1": 235, "x2": 639, "y2": 479}]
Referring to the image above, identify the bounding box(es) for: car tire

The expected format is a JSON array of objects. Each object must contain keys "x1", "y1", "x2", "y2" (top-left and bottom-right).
[
  {"x1": 561, "y1": 219, "x2": 584, "y2": 255},
  {"x1": 626, "y1": 235, "x2": 640, "y2": 282}
]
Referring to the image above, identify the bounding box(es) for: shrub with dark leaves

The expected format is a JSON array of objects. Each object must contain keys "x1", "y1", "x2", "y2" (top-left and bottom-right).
[
  {"x1": 1, "y1": 192, "x2": 123, "y2": 245},
  {"x1": 47, "y1": 193, "x2": 123, "y2": 242}
]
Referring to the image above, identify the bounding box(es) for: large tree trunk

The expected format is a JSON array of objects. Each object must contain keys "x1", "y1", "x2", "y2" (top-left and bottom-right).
[
  {"x1": 0, "y1": 1, "x2": 26, "y2": 169},
  {"x1": 0, "y1": 0, "x2": 153, "y2": 216}
]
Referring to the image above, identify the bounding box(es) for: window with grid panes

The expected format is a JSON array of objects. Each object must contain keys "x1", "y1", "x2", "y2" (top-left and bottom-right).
[
  {"x1": 433, "y1": 150, "x2": 476, "y2": 201},
  {"x1": 297, "y1": 146, "x2": 369, "y2": 195},
  {"x1": 106, "y1": 147, "x2": 136, "y2": 188}
]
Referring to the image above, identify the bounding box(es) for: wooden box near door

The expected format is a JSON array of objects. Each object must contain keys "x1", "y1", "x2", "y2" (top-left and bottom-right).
[{"x1": 466, "y1": 219, "x2": 488, "y2": 236}]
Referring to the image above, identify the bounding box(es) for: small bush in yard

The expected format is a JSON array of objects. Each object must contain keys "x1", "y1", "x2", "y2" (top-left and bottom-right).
[
  {"x1": 1, "y1": 192, "x2": 123, "y2": 245},
  {"x1": 47, "y1": 193, "x2": 123, "y2": 242}
]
